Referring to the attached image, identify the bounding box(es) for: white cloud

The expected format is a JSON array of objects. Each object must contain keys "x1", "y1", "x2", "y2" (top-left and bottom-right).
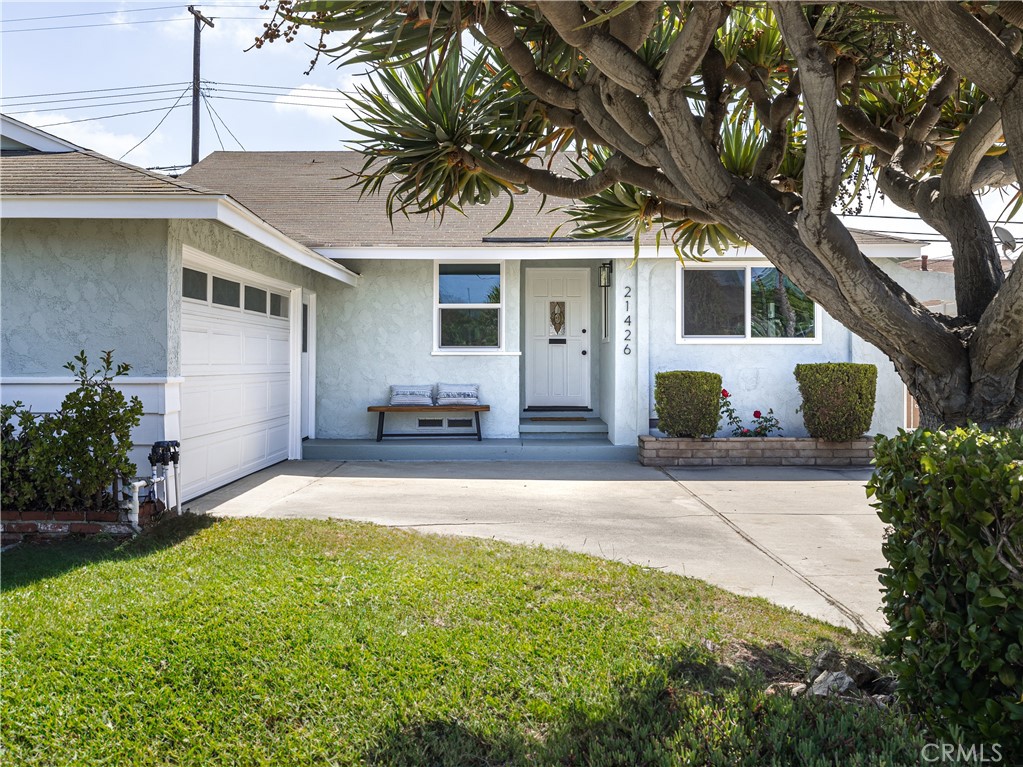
[
  {"x1": 14, "y1": 111, "x2": 173, "y2": 170},
  {"x1": 272, "y1": 84, "x2": 351, "y2": 123}
]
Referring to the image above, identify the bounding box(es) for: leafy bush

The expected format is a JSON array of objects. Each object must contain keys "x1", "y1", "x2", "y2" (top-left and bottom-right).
[
  {"x1": 793, "y1": 363, "x2": 876, "y2": 441},
  {"x1": 654, "y1": 371, "x2": 721, "y2": 437},
  {"x1": 868, "y1": 426, "x2": 1023, "y2": 749},
  {"x1": 0, "y1": 351, "x2": 144, "y2": 512}
]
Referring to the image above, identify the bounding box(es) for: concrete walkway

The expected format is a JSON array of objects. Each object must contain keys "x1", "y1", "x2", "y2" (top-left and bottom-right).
[{"x1": 188, "y1": 461, "x2": 887, "y2": 634}]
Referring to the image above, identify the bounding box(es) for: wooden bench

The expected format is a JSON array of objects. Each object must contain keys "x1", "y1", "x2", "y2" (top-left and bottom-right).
[{"x1": 367, "y1": 405, "x2": 490, "y2": 442}]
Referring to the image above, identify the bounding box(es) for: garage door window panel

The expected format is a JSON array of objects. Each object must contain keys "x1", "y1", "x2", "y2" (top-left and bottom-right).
[
  {"x1": 212, "y1": 277, "x2": 241, "y2": 308},
  {"x1": 183, "y1": 267, "x2": 208, "y2": 302},
  {"x1": 245, "y1": 286, "x2": 268, "y2": 314}
]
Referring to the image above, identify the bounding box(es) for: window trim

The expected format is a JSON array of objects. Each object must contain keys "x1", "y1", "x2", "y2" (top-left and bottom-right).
[
  {"x1": 433, "y1": 260, "x2": 505, "y2": 353},
  {"x1": 675, "y1": 261, "x2": 822, "y2": 345}
]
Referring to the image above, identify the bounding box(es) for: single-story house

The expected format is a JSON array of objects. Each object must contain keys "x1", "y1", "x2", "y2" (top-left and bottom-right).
[{"x1": 1, "y1": 115, "x2": 956, "y2": 500}]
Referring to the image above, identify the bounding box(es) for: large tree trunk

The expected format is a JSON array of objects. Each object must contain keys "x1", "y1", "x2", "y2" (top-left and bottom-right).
[{"x1": 901, "y1": 356, "x2": 1023, "y2": 431}]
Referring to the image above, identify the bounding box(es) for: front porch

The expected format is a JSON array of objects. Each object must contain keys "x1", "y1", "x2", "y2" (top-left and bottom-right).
[{"x1": 302, "y1": 435, "x2": 634, "y2": 462}]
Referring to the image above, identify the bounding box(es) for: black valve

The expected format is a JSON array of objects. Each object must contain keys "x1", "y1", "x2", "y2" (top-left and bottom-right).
[{"x1": 149, "y1": 440, "x2": 181, "y2": 467}]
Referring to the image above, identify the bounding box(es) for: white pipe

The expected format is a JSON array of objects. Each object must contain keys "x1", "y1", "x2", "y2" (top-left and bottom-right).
[
  {"x1": 128, "y1": 477, "x2": 165, "y2": 528},
  {"x1": 128, "y1": 480, "x2": 147, "y2": 527}
]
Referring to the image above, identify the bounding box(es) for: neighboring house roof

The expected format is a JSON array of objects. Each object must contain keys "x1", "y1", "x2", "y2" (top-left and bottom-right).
[
  {"x1": 899, "y1": 255, "x2": 1016, "y2": 274},
  {"x1": 180, "y1": 150, "x2": 923, "y2": 253}
]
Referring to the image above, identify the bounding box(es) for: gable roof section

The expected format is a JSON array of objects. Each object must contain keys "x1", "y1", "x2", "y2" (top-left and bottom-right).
[
  {"x1": 0, "y1": 114, "x2": 81, "y2": 153},
  {"x1": 0, "y1": 134, "x2": 357, "y2": 286},
  {"x1": 1, "y1": 149, "x2": 212, "y2": 196},
  {"x1": 181, "y1": 150, "x2": 925, "y2": 255}
]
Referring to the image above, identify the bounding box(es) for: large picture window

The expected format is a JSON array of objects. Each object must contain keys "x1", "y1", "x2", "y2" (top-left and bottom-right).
[
  {"x1": 677, "y1": 264, "x2": 818, "y2": 343},
  {"x1": 436, "y1": 263, "x2": 502, "y2": 350}
]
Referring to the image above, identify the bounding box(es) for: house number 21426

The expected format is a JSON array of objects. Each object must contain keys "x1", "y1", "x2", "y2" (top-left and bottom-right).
[{"x1": 622, "y1": 285, "x2": 633, "y2": 355}]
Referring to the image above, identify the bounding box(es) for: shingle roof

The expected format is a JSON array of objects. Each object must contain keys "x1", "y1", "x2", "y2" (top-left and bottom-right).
[
  {"x1": 181, "y1": 150, "x2": 925, "y2": 252},
  {"x1": 1, "y1": 149, "x2": 216, "y2": 197}
]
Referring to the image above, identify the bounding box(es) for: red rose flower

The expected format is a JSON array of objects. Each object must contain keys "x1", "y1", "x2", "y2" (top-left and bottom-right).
[
  {"x1": 754, "y1": 410, "x2": 762, "y2": 419},
  {"x1": 721, "y1": 389, "x2": 730, "y2": 398}
]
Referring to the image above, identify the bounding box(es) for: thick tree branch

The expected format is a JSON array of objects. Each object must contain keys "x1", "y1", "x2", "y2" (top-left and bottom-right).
[
  {"x1": 598, "y1": 78, "x2": 662, "y2": 149},
  {"x1": 775, "y1": 1, "x2": 964, "y2": 372},
  {"x1": 877, "y1": 166, "x2": 920, "y2": 212},
  {"x1": 575, "y1": 85, "x2": 660, "y2": 165},
  {"x1": 610, "y1": 0, "x2": 662, "y2": 51},
  {"x1": 535, "y1": 1, "x2": 658, "y2": 96},
  {"x1": 971, "y1": 153, "x2": 1018, "y2": 190},
  {"x1": 464, "y1": 149, "x2": 630, "y2": 199},
  {"x1": 479, "y1": 6, "x2": 579, "y2": 111},
  {"x1": 900, "y1": 66, "x2": 958, "y2": 175},
  {"x1": 972, "y1": 258, "x2": 1023, "y2": 401},
  {"x1": 894, "y1": 2, "x2": 1023, "y2": 98},
  {"x1": 837, "y1": 105, "x2": 899, "y2": 163},
  {"x1": 660, "y1": 2, "x2": 724, "y2": 90},
  {"x1": 943, "y1": 100, "x2": 1004, "y2": 196}
]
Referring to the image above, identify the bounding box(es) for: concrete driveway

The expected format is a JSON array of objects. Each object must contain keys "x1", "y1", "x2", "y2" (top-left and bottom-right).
[{"x1": 188, "y1": 461, "x2": 887, "y2": 634}]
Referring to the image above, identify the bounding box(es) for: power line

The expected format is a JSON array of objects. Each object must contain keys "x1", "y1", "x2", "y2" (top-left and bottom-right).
[
  {"x1": 2, "y1": 5, "x2": 188, "y2": 23},
  {"x1": 202, "y1": 94, "x2": 246, "y2": 150},
  {"x1": 209, "y1": 95, "x2": 351, "y2": 109},
  {"x1": 202, "y1": 94, "x2": 226, "y2": 152},
  {"x1": 37, "y1": 103, "x2": 191, "y2": 128},
  {"x1": 120, "y1": 88, "x2": 193, "y2": 161},
  {"x1": 210, "y1": 86, "x2": 351, "y2": 102},
  {"x1": 1, "y1": 87, "x2": 192, "y2": 109},
  {"x1": 0, "y1": 82, "x2": 190, "y2": 101},
  {"x1": 1, "y1": 18, "x2": 193, "y2": 34},
  {"x1": 8, "y1": 95, "x2": 196, "y2": 115}
]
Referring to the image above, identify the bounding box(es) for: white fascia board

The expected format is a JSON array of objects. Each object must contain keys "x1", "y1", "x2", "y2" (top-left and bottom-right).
[
  {"x1": 1, "y1": 115, "x2": 81, "y2": 152},
  {"x1": 316, "y1": 240, "x2": 922, "y2": 262},
  {"x1": 315, "y1": 245, "x2": 644, "y2": 261},
  {"x1": 0, "y1": 195, "x2": 358, "y2": 286},
  {"x1": 214, "y1": 199, "x2": 358, "y2": 286}
]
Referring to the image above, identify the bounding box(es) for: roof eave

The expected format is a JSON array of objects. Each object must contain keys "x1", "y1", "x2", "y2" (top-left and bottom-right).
[{"x1": 0, "y1": 193, "x2": 359, "y2": 286}]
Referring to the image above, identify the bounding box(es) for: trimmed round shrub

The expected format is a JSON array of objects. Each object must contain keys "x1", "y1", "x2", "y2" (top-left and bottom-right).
[
  {"x1": 868, "y1": 426, "x2": 1023, "y2": 749},
  {"x1": 654, "y1": 371, "x2": 721, "y2": 438},
  {"x1": 793, "y1": 362, "x2": 876, "y2": 441}
]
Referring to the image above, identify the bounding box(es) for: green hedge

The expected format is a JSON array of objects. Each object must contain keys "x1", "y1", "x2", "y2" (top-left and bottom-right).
[
  {"x1": 868, "y1": 426, "x2": 1023, "y2": 749},
  {"x1": 793, "y1": 363, "x2": 876, "y2": 441},
  {"x1": 654, "y1": 371, "x2": 721, "y2": 438}
]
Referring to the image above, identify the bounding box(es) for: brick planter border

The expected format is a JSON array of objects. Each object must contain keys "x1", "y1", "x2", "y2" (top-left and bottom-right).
[
  {"x1": 1, "y1": 504, "x2": 163, "y2": 546},
  {"x1": 638, "y1": 435, "x2": 874, "y2": 467}
]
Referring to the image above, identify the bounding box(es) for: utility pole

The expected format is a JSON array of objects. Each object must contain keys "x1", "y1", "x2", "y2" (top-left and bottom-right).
[{"x1": 188, "y1": 6, "x2": 215, "y2": 166}]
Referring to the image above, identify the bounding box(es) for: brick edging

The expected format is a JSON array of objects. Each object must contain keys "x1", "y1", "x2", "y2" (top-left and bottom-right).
[
  {"x1": 638, "y1": 435, "x2": 874, "y2": 467},
  {"x1": 0, "y1": 504, "x2": 163, "y2": 545}
]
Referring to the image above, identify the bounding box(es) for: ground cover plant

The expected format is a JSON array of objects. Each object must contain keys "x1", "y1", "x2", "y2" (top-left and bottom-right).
[{"x1": 2, "y1": 517, "x2": 925, "y2": 766}]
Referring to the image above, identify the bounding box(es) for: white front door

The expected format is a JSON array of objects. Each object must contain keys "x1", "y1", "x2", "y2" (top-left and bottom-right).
[{"x1": 525, "y1": 268, "x2": 591, "y2": 408}]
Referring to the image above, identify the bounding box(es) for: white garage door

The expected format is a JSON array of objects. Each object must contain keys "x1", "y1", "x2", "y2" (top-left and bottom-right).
[{"x1": 180, "y1": 263, "x2": 294, "y2": 500}]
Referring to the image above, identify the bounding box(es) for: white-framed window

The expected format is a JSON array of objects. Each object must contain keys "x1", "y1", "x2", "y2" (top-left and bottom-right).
[
  {"x1": 676, "y1": 262, "x2": 821, "y2": 344},
  {"x1": 181, "y1": 265, "x2": 289, "y2": 322},
  {"x1": 434, "y1": 261, "x2": 504, "y2": 351}
]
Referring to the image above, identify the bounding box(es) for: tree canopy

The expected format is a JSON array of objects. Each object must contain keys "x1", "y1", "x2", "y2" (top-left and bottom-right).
[{"x1": 256, "y1": 1, "x2": 1023, "y2": 428}]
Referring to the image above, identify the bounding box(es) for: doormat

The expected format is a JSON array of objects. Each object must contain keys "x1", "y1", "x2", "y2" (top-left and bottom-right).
[{"x1": 529, "y1": 417, "x2": 588, "y2": 422}]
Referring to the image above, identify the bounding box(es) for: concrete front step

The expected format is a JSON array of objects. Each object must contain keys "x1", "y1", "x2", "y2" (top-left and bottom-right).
[
  {"x1": 519, "y1": 414, "x2": 608, "y2": 440},
  {"x1": 303, "y1": 438, "x2": 635, "y2": 462}
]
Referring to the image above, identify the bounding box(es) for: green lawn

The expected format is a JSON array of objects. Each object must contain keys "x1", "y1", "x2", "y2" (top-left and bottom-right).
[{"x1": 2, "y1": 516, "x2": 923, "y2": 766}]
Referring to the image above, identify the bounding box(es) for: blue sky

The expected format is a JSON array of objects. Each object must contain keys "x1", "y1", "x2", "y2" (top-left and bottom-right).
[
  {"x1": 1, "y1": 1, "x2": 363, "y2": 169},
  {"x1": 2, "y1": 1, "x2": 1019, "y2": 255}
]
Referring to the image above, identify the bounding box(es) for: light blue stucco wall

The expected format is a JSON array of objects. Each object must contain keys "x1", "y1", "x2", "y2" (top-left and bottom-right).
[
  {"x1": 639, "y1": 256, "x2": 956, "y2": 438},
  {"x1": 1, "y1": 218, "x2": 171, "y2": 377},
  {"x1": 315, "y1": 258, "x2": 522, "y2": 439}
]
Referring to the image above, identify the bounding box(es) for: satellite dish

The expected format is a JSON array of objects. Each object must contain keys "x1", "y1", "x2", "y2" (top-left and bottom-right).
[{"x1": 993, "y1": 225, "x2": 1018, "y2": 253}]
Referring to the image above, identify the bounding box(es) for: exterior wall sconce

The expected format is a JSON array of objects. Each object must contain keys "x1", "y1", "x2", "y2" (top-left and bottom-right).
[{"x1": 598, "y1": 262, "x2": 613, "y2": 288}]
